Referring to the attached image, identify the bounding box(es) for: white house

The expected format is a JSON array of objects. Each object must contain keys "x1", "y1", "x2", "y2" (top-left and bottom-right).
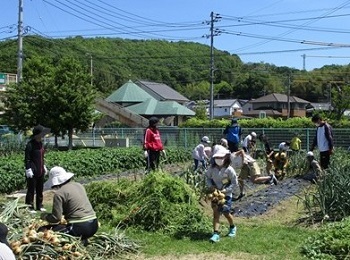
[{"x1": 213, "y1": 99, "x2": 242, "y2": 117}]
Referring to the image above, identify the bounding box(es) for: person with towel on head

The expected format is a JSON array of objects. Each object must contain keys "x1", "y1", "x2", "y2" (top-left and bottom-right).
[
  {"x1": 25, "y1": 124, "x2": 51, "y2": 213},
  {"x1": 39, "y1": 166, "x2": 98, "y2": 246},
  {"x1": 0, "y1": 222, "x2": 16, "y2": 260}
]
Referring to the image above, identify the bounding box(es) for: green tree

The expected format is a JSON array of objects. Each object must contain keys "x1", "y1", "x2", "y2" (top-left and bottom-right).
[
  {"x1": 4, "y1": 56, "x2": 96, "y2": 150},
  {"x1": 4, "y1": 56, "x2": 54, "y2": 130},
  {"x1": 194, "y1": 101, "x2": 207, "y2": 120},
  {"x1": 330, "y1": 84, "x2": 350, "y2": 120},
  {"x1": 51, "y1": 57, "x2": 96, "y2": 149}
]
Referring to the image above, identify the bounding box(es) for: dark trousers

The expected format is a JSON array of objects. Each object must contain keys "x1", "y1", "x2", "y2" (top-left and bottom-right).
[
  {"x1": 38, "y1": 219, "x2": 99, "y2": 241},
  {"x1": 25, "y1": 175, "x2": 44, "y2": 210},
  {"x1": 193, "y1": 159, "x2": 206, "y2": 171},
  {"x1": 320, "y1": 151, "x2": 331, "y2": 169},
  {"x1": 228, "y1": 141, "x2": 239, "y2": 152},
  {"x1": 145, "y1": 150, "x2": 160, "y2": 172}
]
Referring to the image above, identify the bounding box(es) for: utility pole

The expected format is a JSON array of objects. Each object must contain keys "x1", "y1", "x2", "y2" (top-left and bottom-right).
[
  {"x1": 208, "y1": 12, "x2": 221, "y2": 120},
  {"x1": 302, "y1": 54, "x2": 306, "y2": 71},
  {"x1": 17, "y1": 0, "x2": 24, "y2": 83},
  {"x1": 287, "y1": 74, "x2": 291, "y2": 119},
  {"x1": 89, "y1": 54, "x2": 93, "y2": 86}
]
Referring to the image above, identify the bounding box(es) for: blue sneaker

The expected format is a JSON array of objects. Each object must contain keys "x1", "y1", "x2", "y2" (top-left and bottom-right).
[
  {"x1": 209, "y1": 233, "x2": 220, "y2": 243},
  {"x1": 228, "y1": 226, "x2": 237, "y2": 237}
]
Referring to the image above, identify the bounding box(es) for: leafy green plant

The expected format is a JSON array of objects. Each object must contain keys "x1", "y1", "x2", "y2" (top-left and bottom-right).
[
  {"x1": 301, "y1": 149, "x2": 350, "y2": 221},
  {"x1": 0, "y1": 147, "x2": 191, "y2": 194},
  {"x1": 301, "y1": 217, "x2": 350, "y2": 259}
]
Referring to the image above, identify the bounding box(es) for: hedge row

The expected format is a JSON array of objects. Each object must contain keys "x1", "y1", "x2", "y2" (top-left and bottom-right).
[
  {"x1": 180, "y1": 117, "x2": 350, "y2": 128},
  {"x1": 0, "y1": 147, "x2": 191, "y2": 194}
]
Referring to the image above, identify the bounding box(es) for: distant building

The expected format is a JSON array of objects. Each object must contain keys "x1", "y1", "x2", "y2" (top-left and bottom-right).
[
  {"x1": 101, "y1": 80, "x2": 194, "y2": 126},
  {"x1": 213, "y1": 99, "x2": 243, "y2": 118},
  {"x1": 242, "y1": 93, "x2": 310, "y2": 118},
  {"x1": 0, "y1": 72, "x2": 17, "y2": 91}
]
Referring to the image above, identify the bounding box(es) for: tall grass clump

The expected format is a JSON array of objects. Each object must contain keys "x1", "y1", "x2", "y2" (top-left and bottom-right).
[
  {"x1": 86, "y1": 171, "x2": 211, "y2": 237},
  {"x1": 301, "y1": 149, "x2": 350, "y2": 221}
]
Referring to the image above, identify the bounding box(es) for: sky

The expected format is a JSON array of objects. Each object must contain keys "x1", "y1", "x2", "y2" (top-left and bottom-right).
[{"x1": 2, "y1": 0, "x2": 350, "y2": 71}]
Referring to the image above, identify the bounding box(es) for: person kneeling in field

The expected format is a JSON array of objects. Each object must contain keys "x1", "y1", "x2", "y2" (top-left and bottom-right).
[
  {"x1": 273, "y1": 151, "x2": 288, "y2": 180},
  {"x1": 39, "y1": 166, "x2": 98, "y2": 246},
  {"x1": 302, "y1": 151, "x2": 323, "y2": 183},
  {"x1": 231, "y1": 149, "x2": 278, "y2": 200},
  {"x1": 205, "y1": 145, "x2": 238, "y2": 243}
]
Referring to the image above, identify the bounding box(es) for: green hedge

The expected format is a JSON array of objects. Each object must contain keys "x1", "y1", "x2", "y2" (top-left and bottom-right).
[
  {"x1": 180, "y1": 117, "x2": 350, "y2": 128},
  {"x1": 0, "y1": 147, "x2": 191, "y2": 194}
]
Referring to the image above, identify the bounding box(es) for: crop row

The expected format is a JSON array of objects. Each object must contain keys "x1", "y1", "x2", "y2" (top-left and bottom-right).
[{"x1": 0, "y1": 147, "x2": 191, "y2": 194}]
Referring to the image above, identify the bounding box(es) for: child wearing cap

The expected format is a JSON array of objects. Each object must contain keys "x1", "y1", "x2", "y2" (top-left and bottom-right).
[
  {"x1": 192, "y1": 136, "x2": 211, "y2": 171},
  {"x1": 242, "y1": 132, "x2": 257, "y2": 156},
  {"x1": 205, "y1": 145, "x2": 238, "y2": 243},
  {"x1": 302, "y1": 151, "x2": 322, "y2": 182},
  {"x1": 273, "y1": 151, "x2": 288, "y2": 179}
]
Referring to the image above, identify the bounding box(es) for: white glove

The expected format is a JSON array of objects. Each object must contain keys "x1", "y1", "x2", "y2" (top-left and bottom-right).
[
  {"x1": 161, "y1": 150, "x2": 166, "y2": 157},
  {"x1": 144, "y1": 150, "x2": 148, "y2": 158},
  {"x1": 44, "y1": 165, "x2": 48, "y2": 176},
  {"x1": 25, "y1": 168, "x2": 34, "y2": 178}
]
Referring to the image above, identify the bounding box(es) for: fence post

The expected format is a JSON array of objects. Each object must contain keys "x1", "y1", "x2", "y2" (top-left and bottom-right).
[
  {"x1": 306, "y1": 128, "x2": 310, "y2": 151},
  {"x1": 184, "y1": 128, "x2": 187, "y2": 148}
]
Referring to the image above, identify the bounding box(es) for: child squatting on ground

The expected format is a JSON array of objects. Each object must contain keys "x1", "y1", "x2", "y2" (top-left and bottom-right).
[{"x1": 205, "y1": 145, "x2": 238, "y2": 243}]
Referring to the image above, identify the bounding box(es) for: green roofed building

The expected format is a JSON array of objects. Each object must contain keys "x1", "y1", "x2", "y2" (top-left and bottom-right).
[{"x1": 101, "y1": 80, "x2": 195, "y2": 126}]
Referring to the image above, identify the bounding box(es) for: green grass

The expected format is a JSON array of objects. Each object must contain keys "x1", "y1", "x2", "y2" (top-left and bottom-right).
[{"x1": 125, "y1": 222, "x2": 314, "y2": 260}]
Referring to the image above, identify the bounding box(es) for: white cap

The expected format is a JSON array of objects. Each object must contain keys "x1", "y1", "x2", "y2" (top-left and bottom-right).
[
  {"x1": 201, "y1": 136, "x2": 210, "y2": 143},
  {"x1": 220, "y1": 138, "x2": 228, "y2": 146},
  {"x1": 212, "y1": 145, "x2": 230, "y2": 158},
  {"x1": 251, "y1": 132, "x2": 257, "y2": 138},
  {"x1": 306, "y1": 151, "x2": 314, "y2": 157}
]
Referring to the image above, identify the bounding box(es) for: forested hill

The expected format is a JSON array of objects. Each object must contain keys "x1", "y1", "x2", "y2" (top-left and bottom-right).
[{"x1": 0, "y1": 36, "x2": 349, "y2": 102}]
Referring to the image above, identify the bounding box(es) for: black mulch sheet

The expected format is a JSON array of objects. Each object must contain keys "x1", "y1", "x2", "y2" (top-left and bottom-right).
[{"x1": 231, "y1": 178, "x2": 311, "y2": 217}]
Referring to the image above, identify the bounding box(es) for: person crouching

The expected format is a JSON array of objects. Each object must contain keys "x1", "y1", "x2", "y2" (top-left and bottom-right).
[{"x1": 39, "y1": 166, "x2": 98, "y2": 246}]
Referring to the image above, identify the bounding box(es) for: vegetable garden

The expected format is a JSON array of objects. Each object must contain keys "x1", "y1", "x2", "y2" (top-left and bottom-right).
[{"x1": 1, "y1": 146, "x2": 350, "y2": 259}]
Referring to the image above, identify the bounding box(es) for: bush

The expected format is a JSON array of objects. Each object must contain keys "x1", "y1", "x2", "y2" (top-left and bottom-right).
[{"x1": 179, "y1": 117, "x2": 350, "y2": 128}]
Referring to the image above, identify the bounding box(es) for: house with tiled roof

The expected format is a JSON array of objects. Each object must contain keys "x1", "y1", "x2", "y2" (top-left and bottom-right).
[
  {"x1": 242, "y1": 93, "x2": 310, "y2": 118},
  {"x1": 102, "y1": 80, "x2": 194, "y2": 126},
  {"x1": 135, "y1": 80, "x2": 189, "y2": 105}
]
